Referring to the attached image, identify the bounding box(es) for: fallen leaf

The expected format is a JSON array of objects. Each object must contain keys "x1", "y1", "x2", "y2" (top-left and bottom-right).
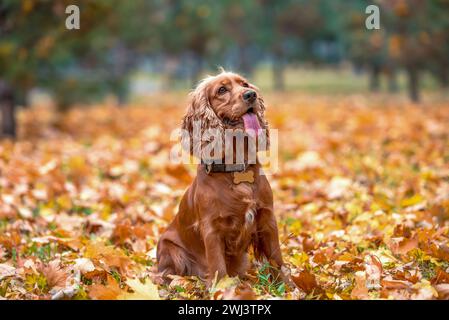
[
  {"x1": 0, "y1": 263, "x2": 16, "y2": 280},
  {"x1": 119, "y1": 278, "x2": 160, "y2": 300},
  {"x1": 292, "y1": 270, "x2": 319, "y2": 294},
  {"x1": 89, "y1": 276, "x2": 122, "y2": 300},
  {"x1": 73, "y1": 258, "x2": 95, "y2": 274},
  {"x1": 351, "y1": 271, "x2": 369, "y2": 300},
  {"x1": 39, "y1": 260, "x2": 67, "y2": 289},
  {"x1": 434, "y1": 284, "x2": 449, "y2": 300}
]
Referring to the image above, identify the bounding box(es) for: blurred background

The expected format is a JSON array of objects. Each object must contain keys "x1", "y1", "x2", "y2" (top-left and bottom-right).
[{"x1": 0, "y1": 0, "x2": 448, "y2": 138}]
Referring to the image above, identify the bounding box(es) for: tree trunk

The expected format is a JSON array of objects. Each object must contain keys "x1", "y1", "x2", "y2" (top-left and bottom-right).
[
  {"x1": 369, "y1": 64, "x2": 381, "y2": 92},
  {"x1": 272, "y1": 54, "x2": 285, "y2": 91},
  {"x1": 439, "y1": 68, "x2": 449, "y2": 88},
  {"x1": 237, "y1": 45, "x2": 252, "y2": 77},
  {"x1": 0, "y1": 80, "x2": 16, "y2": 138},
  {"x1": 387, "y1": 70, "x2": 399, "y2": 93},
  {"x1": 111, "y1": 42, "x2": 128, "y2": 106},
  {"x1": 191, "y1": 55, "x2": 203, "y2": 89},
  {"x1": 407, "y1": 67, "x2": 420, "y2": 102}
]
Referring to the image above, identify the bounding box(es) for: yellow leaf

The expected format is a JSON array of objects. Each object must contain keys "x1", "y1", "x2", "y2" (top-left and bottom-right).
[
  {"x1": 400, "y1": 194, "x2": 424, "y2": 208},
  {"x1": 119, "y1": 278, "x2": 160, "y2": 300},
  {"x1": 213, "y1": 275, "x2": 240, "y2": 291}
]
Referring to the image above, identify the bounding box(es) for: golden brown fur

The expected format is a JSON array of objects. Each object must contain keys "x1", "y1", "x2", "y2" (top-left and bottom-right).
[{"x1": 157, "y1": 71, "x2": 284, "y2": 285}]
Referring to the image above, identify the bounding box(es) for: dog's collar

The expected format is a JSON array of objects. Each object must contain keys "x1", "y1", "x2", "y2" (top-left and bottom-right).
[{"x1": 201, "y1": 160, "x2": 248, "y2": 174}]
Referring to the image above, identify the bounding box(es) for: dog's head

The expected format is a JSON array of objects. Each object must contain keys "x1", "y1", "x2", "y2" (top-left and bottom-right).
[{"x1": 182, "y1": 70, "x2": 269, "y2": 161}]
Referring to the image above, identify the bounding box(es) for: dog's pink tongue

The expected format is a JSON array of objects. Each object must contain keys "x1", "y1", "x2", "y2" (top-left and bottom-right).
[{"x1": 242, "y1": 113, "x2": 261, "y2": 138}]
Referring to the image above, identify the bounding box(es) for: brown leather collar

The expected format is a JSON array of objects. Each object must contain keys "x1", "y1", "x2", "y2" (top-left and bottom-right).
[{"x1": 201, "y1": 161, "x2": 248, "y2": 174}]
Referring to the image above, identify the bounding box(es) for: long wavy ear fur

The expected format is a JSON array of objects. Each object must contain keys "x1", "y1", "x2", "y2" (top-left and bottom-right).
[
  {"x1": 181, "y1": 78, "x2": 224, "y2": 159},
  {"x1": 257, "y1": 96, "x2": 270, "y2": 151}
]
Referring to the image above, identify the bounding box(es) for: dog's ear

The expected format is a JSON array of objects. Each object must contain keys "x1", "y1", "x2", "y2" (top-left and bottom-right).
[
  {"x1": 181, "y1": 81, "x2": 223, "y2": 158},
  {"x1": 257, "y1": 96, "x2": 270, "y2": 151}
]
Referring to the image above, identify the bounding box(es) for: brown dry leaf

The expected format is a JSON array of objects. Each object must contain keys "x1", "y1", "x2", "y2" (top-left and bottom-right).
[
  {"x1": 351, "y1": 271, "x2": 369, "y2": 300},
  {"x1": 0, "y1": 263, "x2": 16, "y2": 280},
  {"x1": 211, "y1": 275, "x2": 241, "y2": 300},
  {"x1": 410, "y1": 280, "x2": 438, "y2": 300},
  {"x1": 388, "y1": 236, "x2": 418, "y2": 255},
  {"x1": 221, "y1": 284, "x2": 257, "y2": 300},
  {"x1": 364, "y1": 255, "x2": 382, "y2": 290},
  {"x1": 434, "y1": 284, "x2": 449, "y2": 300},
  {"x1": 381, "y1": 278, "x2": 412, "y2": 290},
  {"x1": 39, "y1": 260, "x2": 68, "y2": 289},
  {"x1": 292, "y1": 270, "x2": 319, "y2": 295},
  {"x1": 73, "y1": 258, "x2": 96, "y2": 274},
  {"x1": 432, "y1": 268, "x2": 449, "y2": 284},
  {"x1": 433, "y1": 244, "x2": 449, "y2": 261},
  {"x1": 84, "y1": 241, "x2": 133, "y2": 273},
  {"x1": 88, "y1": 276, "x2": 122, "y2": 300}
]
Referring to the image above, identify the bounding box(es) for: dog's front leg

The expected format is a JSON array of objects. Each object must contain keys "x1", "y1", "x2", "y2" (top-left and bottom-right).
[
  {"x1": 203, "y1": 231, "x2": 227, "y2": 285},
  {"x1": 254, "y1": 208, "x2": 283, "y2": 267},
  {"x1": 254, "y1": 208, "x2": 295, "y2": 287}
]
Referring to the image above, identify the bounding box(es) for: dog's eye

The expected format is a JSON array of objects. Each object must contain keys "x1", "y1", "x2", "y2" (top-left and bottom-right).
[
  {"x1": 242, "y1": 82, "x2": 249, "y2": 88},
  {"x1": 217, "y1": 86, "x2": 227, "y2": 95}
]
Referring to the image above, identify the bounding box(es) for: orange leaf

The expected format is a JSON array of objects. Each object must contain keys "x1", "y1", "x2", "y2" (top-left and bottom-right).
[
  {"x1": 89, "y1": 276, "x2": 122, "y2": 300},
  {"x1": 39, "y1": 260, "x2": 67, "y2": 289},
  {"x1": 388, "y1": 236, "x2": 418, "y2": 255},
  {"x1": 292, "y1": 270, "x2": 319, "y2": 294},
  {"x1": 351, "y1": 271, "x2": 369, "y2": 300}
]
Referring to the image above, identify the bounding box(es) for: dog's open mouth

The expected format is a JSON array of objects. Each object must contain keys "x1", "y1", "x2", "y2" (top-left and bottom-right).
[
  {"x1": 242, "y1": 109, "x2": 261, "y2": 138},
  {"x1": 223, "y1": 108, "x2": 261, "y2": 138}
]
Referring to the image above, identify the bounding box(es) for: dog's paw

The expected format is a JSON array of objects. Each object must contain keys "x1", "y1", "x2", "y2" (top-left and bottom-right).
[{"x1": 279, "y1": 264, "x2": 297, "y2": 289}]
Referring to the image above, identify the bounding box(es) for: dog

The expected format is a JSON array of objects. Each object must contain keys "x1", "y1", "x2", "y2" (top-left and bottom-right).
[{"x1": 157, "y1": 70, "x2": 285, "y2": 286}]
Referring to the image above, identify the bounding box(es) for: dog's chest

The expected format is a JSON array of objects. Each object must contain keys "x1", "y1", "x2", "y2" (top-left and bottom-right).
[
  {"x1": 215, "y1": 178, "x2": 260, "y2": 252},
  {"x1": 220, "y1": 205, "x2": 257, "y2": 255}
]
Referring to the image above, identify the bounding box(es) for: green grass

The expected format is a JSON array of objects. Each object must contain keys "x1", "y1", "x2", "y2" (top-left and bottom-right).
[
  {"x1": 254, "y1": 262, "x2": 286, "y2": 297},
  {"x1": 252, "y1": 64, "x2": 441, "y2": 94},
  {"x1": 127, "y1": 64, "x2": 443, "y2": 99}
]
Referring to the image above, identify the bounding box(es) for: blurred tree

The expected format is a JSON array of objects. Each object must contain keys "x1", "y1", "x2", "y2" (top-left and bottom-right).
[
  {"x1": 156, "y1": 0, "x2": 220, "y2": 87},
  {"x1": 343, "y1": 0, "x2": 449, "y2": 101},
  {"x1": 0, "y1": 0, "x2": 162, "y2": 136},
  {"x1": 258, "y1": 0, "x2": 342, "y2": 90},
  {"x1": 343, "y1": 0, "x2": 387, "y2": 92},
  {"x1": 221, "y1": 0, "x2": 259, "y2": 76},
  {"x1": 1, "y1": 0, "x2": 448, "y2": 132},
  {"x1": 0, "y1": 0, "x2": 112, "y2": 136},
  {"x1": 256, "y1": 0, "x2": 290, "y2": 91},
  {"x1": 383, "y1": 0, "x2": 449, "y2": 101}
]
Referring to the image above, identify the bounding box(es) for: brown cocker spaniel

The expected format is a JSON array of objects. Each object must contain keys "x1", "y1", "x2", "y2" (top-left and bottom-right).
[{"x1": 157, "y1": 70, "x2": 287, "y2": 286}]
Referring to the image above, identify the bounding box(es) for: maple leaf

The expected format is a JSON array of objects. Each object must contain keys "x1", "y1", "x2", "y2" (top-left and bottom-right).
[
  {"x1": 0, "y1": 263, "x2": 16, "y2": 280},
  {"x1": 39, "y1": 260, "x2": 68, "y2": 289},
  {"x1": 89, "y1": 276, "x2": 122, "y2": 300},
  {"x1": 364, "y1": 255, "x2": 382, "y2": 290},
  {"x1": 73, "y1": 258, "x2": 96, "y2": 274},
  {"x1": 292, "y1": 270, "x2": 319, "y2": 295},
  {"x1": 434, "y1": 284, "x2": 449, "y2": 300},
  {"x1": 118, "y1": 278, "x2": 160, "y2": 300},
  {"x1": 387, "y1": 236, "x2": 418, "y2": 255},
  {"x1": 84, "y1": 241, "x2": 133, "y2": 273},
  {"x1": 351, "y1": 271, "x2": 369, "y2": 300}
]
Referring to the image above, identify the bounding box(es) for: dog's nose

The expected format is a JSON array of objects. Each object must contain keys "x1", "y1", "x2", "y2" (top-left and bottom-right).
[{"x1": 242, "y1": 90, "x2": 257, "y2": 103}]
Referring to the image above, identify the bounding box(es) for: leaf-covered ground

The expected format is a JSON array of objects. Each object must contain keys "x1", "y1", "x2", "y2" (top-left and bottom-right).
[{"x1": 1, "y1": 93, "x2": 449, "y2": 300}]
